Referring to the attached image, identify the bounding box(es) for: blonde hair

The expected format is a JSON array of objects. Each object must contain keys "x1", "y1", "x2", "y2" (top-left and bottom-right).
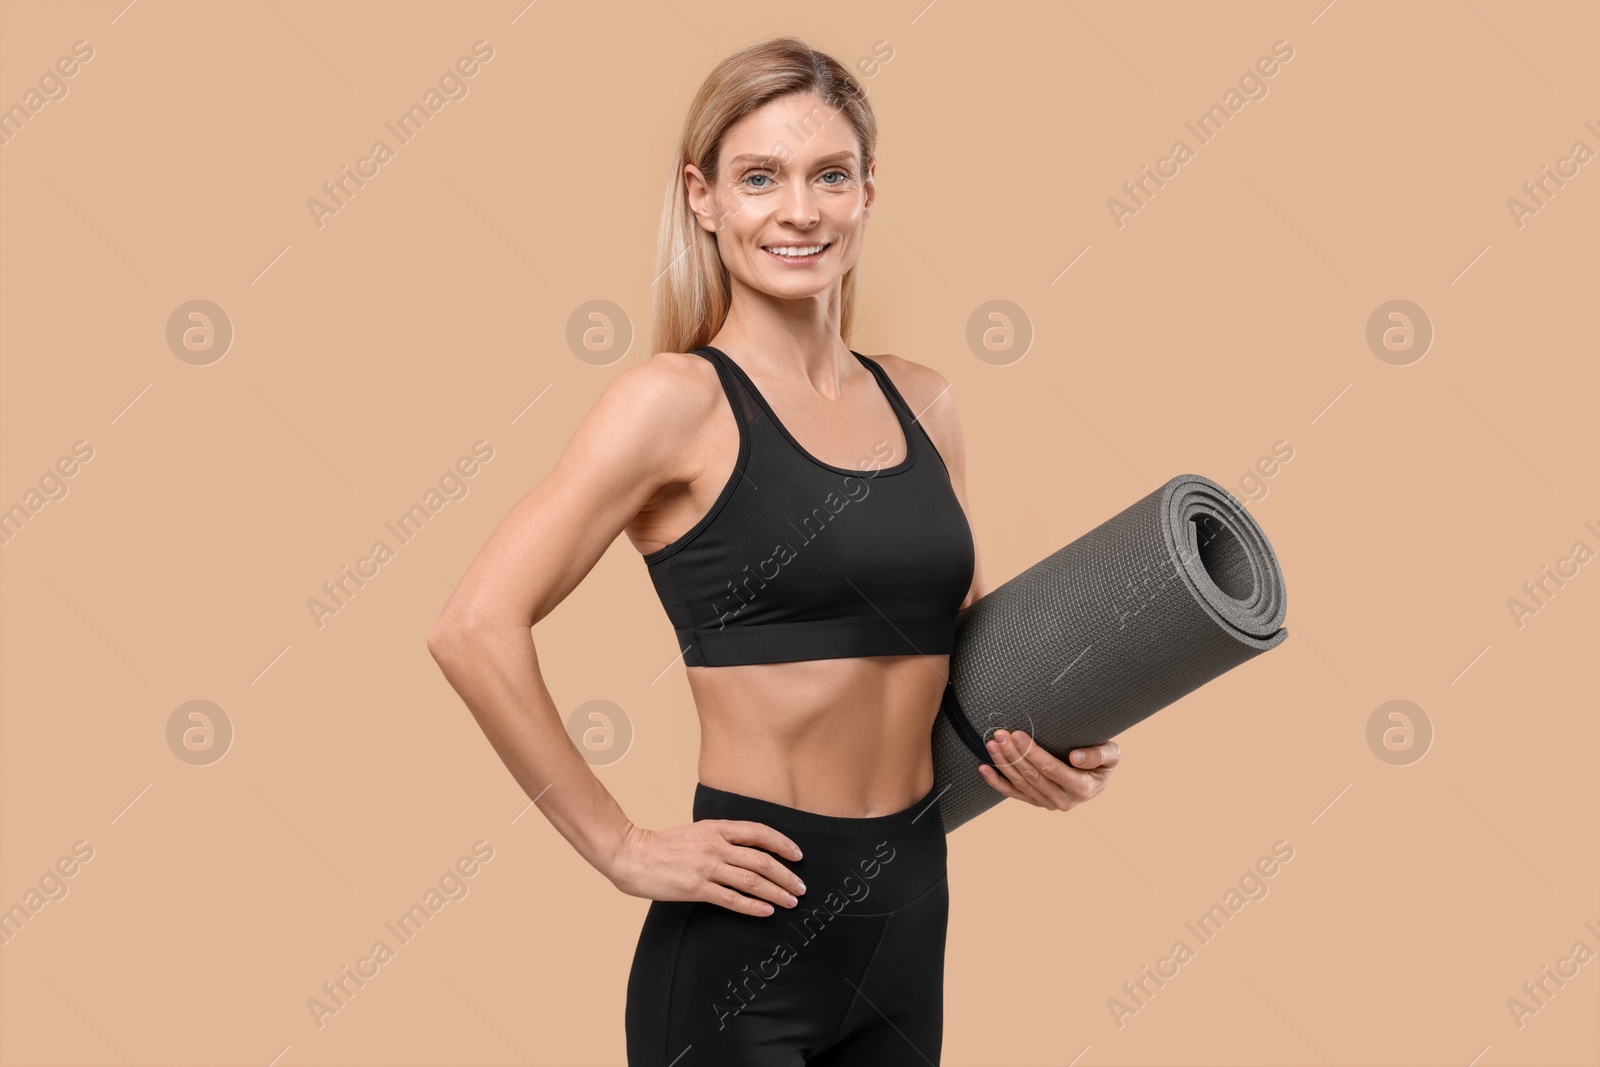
[{"x1": 651, "y1": 36, "x2": 878, "y2": 357}]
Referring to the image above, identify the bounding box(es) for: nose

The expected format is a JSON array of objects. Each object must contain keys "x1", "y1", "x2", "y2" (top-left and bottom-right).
[{"x1": 780, "y1": 181, "x2": 819, "y2": 227}]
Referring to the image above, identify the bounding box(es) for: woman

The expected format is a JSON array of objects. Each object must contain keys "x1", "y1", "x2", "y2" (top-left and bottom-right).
[{"x1": 427, "y1": 36, "x2": 1121, "y2": 1066}]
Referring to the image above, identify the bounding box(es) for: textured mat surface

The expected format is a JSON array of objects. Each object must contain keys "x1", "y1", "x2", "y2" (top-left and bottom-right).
[{"x1": 931, "y1": 474, "x2": 1288, "y2": 833}]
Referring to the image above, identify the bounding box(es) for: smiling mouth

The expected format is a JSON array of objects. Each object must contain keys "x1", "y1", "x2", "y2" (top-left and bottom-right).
[{"x1": 762, "y1": 242, "x2": 831, "y2": 262}]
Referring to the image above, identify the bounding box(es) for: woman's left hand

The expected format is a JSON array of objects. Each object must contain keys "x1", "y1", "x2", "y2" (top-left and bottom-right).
[{"x1": 978, "y1": 729, "x2": 1120, "y2": 811}]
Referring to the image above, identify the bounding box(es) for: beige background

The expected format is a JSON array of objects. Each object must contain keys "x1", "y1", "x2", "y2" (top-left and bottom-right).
[{"x1": 3, "y1": 0, "x2": 1596, "y2": 1064}]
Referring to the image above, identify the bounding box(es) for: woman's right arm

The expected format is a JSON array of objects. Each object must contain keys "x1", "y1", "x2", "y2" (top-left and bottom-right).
[{"x1": 426, "y1": 354, "x2": 807, "y2": 917}]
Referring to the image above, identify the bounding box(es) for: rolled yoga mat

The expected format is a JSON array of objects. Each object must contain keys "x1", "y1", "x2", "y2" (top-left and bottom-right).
[{"x1": 930, "y1": 473, "x2": 1288, "y2": 834}]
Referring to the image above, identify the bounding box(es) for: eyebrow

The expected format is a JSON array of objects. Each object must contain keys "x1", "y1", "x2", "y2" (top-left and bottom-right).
[{"x1": 727, "y1": 150, "x2": 859, "y2": 168}]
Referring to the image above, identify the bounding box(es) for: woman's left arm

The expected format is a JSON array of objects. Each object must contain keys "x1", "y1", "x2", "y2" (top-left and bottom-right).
[{"x1": 905, "y1": 355, "x2": 1122, "y2": 813}]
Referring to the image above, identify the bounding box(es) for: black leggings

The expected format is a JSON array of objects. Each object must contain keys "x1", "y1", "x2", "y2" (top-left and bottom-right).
[{"x1": 625, "y1": 779, "x2": 949, "y2": 1066}]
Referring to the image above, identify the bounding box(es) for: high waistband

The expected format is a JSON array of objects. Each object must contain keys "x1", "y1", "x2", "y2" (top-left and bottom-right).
[{"x1": 692, "y1": 780, "x2": 947, "y2": 915}]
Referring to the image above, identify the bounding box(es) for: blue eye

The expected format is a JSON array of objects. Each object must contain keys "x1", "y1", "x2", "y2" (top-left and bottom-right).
[{"x1": 742, "y1": 169, "x2": 851, "y2": 189}]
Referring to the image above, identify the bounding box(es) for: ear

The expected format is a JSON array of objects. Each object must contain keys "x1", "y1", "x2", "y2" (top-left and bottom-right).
[{"x1": 684, "y1": 164, "x2": 722, "y2": 235}]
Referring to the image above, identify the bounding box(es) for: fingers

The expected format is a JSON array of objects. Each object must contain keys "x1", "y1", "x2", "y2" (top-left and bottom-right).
[
  {"x1": 710, "y1": 862, "x2": 801, "y2": 914},
  {"x1": 1068, "y1": 740, "x2": 1121, "y2": 771},
  {"x1": 987, "y1": 729, "x2": 1081, "y2": 809},
  {"x1": 1022, "y1": 730, "x2": 1114, "y2": 802},
  {"x1": 714, "y1": 818, "x2": 803, "y2": 862},
  {"x1": 724, "y1": 843, "x2": 806, "y2": 898},
  {"x1": 699, "y1": 819, "x2": 808, "y2": 917},
  {"x1": 985, "y1": 730, "x2": 1062, "y2": 808},
  {"x1": 701, "y1": 876, "x2": 787, "y2": 916}
]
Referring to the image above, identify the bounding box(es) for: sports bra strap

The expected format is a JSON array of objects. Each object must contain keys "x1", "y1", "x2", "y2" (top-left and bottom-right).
[
  {"x1": 691, "y1": 346, "x2": 765, "y2": 429},
  {"x1": 853, "y1": 352, "x2": 918, "y2": 426}
]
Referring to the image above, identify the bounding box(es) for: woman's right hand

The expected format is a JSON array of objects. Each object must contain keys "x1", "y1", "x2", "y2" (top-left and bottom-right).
[{"x1": 607, "y1": 820, "x2": 808, "y2": 916}]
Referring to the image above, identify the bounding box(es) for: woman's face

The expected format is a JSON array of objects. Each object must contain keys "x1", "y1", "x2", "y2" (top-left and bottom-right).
[{"x1": 686, "y1": 91, "x2": 874, "y2": 302}]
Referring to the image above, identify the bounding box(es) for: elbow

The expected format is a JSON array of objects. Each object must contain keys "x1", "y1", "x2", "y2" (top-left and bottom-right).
[
  {"x1": 427, "y1": 612, "x2": 471, "y2": 665},
  {"x1": 428, "y1": 601, "x2": 537, "y2": 667}
]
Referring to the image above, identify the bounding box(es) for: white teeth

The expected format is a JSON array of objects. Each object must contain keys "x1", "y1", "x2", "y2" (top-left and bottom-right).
[{"x1": 765, "y1": 244, "x2": 826, "y2": 257}]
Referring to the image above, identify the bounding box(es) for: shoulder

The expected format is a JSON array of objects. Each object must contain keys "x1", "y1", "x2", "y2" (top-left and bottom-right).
[
  {"x1": 595, "y1": 350, "x2": 721, "y2": 424},
  {"x1": 608, "y1": 348, "x2": 716, "y2": 393},
  {"x1": 577, "y1": 350, "x2": 724, "y2": 482}
]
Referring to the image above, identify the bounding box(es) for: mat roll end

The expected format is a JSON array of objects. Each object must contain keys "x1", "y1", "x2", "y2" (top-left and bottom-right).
[{"x1": 931, "y1": 473, "x2": 1288, "y2": 834}]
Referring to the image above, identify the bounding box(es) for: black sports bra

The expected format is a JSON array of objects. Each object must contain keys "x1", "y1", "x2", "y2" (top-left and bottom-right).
[{"x1": 643, "y1": 345, "x2": 975, "y2": 667}]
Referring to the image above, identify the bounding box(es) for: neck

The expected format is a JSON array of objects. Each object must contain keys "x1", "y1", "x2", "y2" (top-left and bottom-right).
[{"x1": 713, "y1": 279, "x2": 851, "y2": 386}]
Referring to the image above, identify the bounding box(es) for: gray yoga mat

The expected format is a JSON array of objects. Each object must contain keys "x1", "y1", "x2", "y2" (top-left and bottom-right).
[{"x1": 930, "y1": 473, "x2": 1288, "y2": 834}]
